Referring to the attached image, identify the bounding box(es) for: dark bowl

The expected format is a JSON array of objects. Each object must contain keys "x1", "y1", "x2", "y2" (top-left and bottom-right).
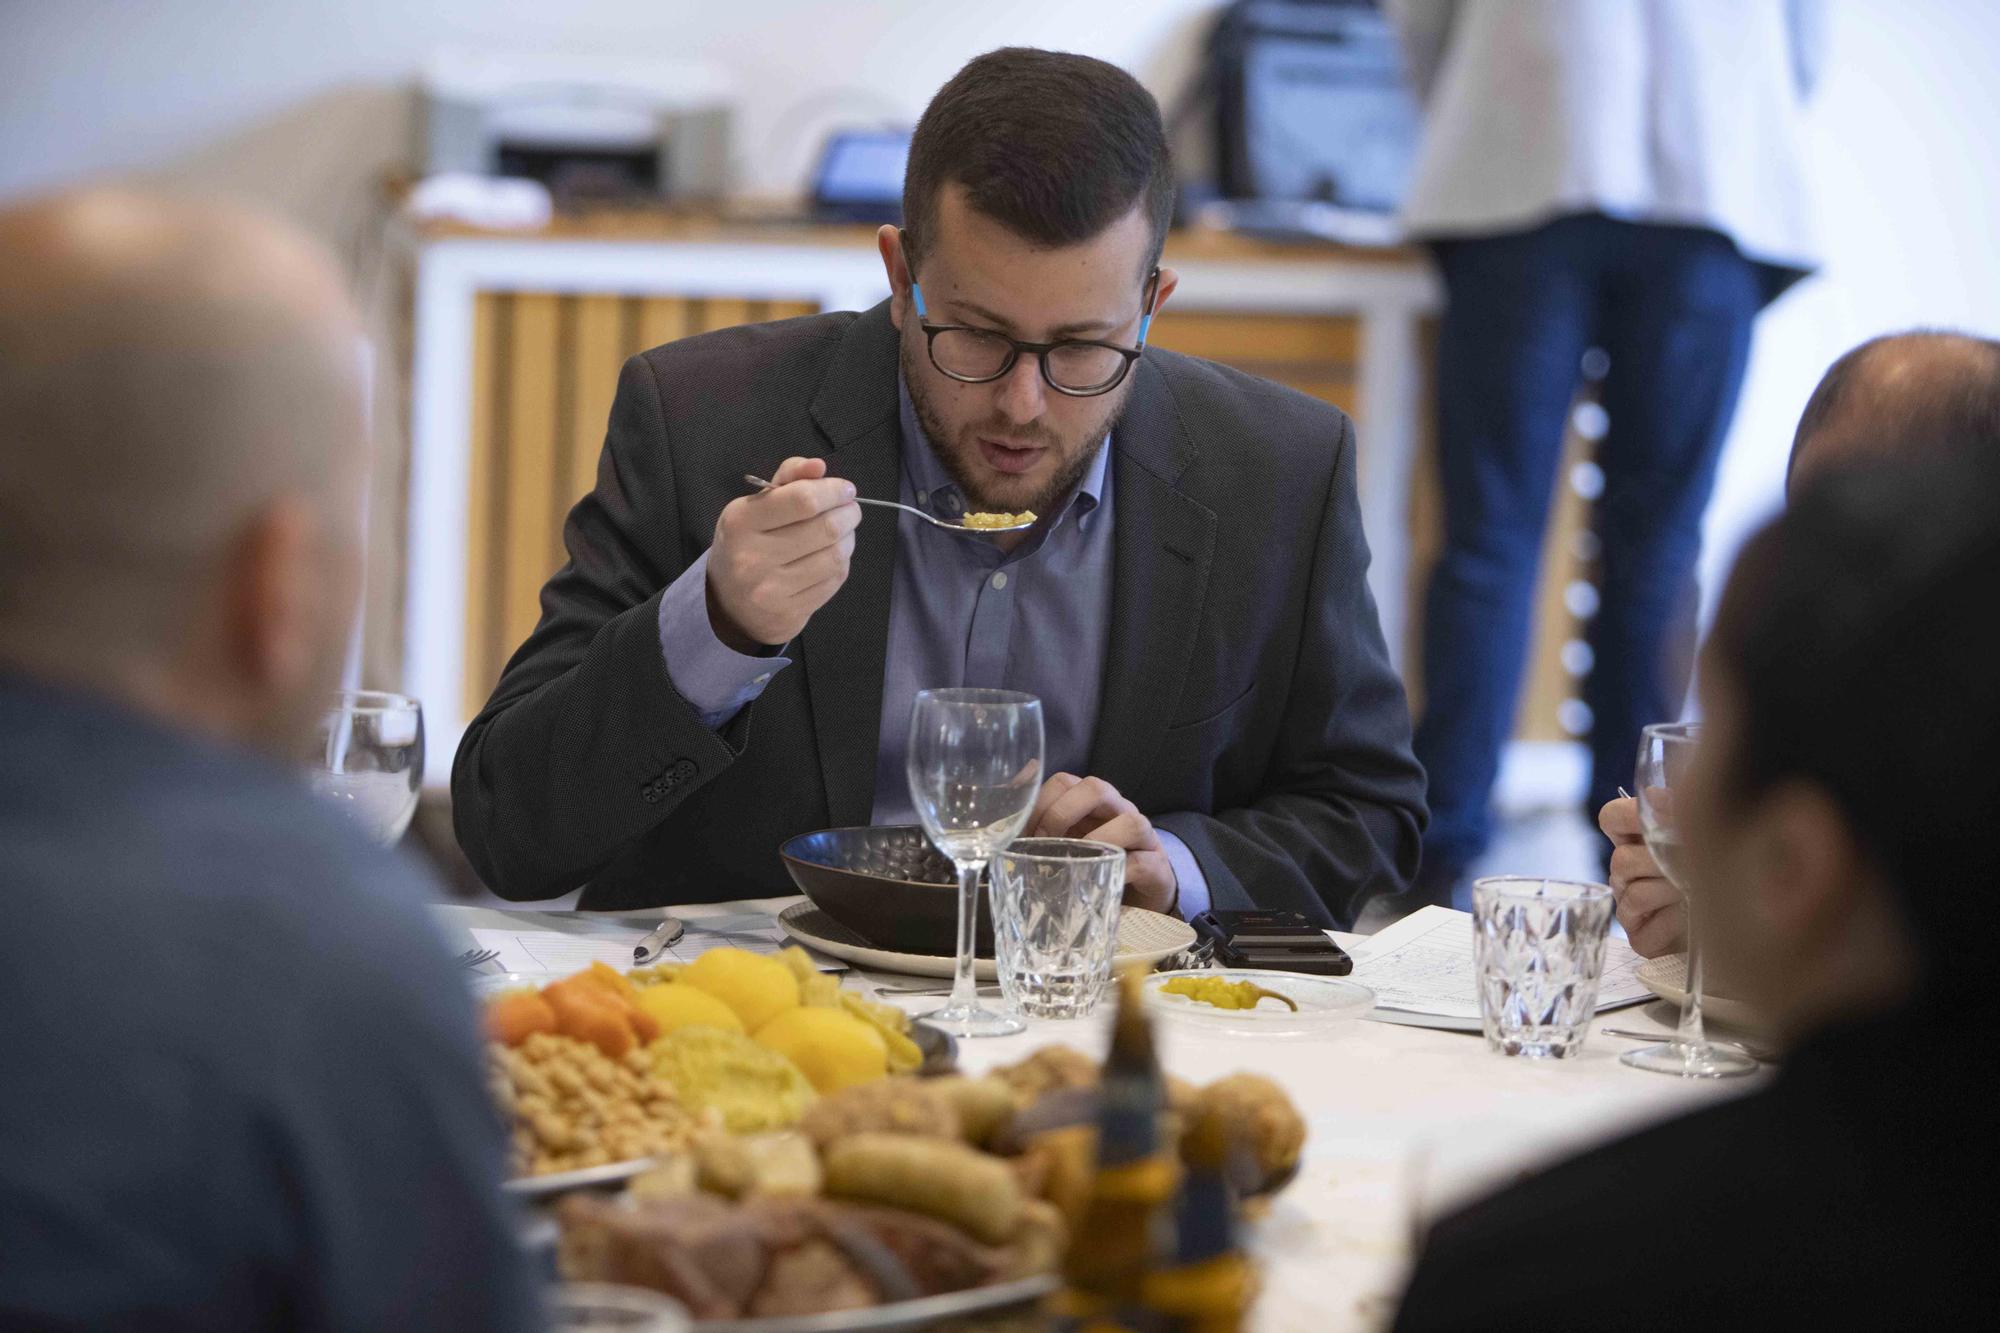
[{"x1": 778, "y1": 825, "x2": 991, "y2": 956}]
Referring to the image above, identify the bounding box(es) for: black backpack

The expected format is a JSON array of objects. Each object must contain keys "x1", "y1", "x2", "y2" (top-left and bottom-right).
[{"x1": 1184, "y1": 0, "x2": 1420, "y2": 210}]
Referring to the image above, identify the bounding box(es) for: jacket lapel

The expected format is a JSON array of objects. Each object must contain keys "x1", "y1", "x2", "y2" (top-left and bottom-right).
[
  {"x1": 800, "y1": 303, "x2": 902, "y2": 826},
  {"x1": 1088, "y1": 358, "x2": 1217, "y2": 801}
]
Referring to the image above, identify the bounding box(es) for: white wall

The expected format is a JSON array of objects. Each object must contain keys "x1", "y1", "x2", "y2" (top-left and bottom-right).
[{"x1": 1696, "y1": 0, "x2": 2000, "y2": 644}]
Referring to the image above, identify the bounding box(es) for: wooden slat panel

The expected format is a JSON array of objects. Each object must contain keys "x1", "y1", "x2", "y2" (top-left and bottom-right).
[
  {"x1": 696, "y1": 297, "x2": 757, "y2": 333},
  {"x1": 569, "y1": 294, "x2": 624, "y2": 502},
  {"x1": 1148, "y1": 312, "x2": 1361, "y2": 367},
  {"x1": 501, "y1": 293, "x2": 562, "y2": 659},
  {"x1": 462, "y1": 293, "x2": 504, "y2": 721},
  {"x1": 766, "y1": 300, "x2": 819, "y2": 321},
  {"x1": 636, "y1": 297, "x2": 689, "y2": 355}
]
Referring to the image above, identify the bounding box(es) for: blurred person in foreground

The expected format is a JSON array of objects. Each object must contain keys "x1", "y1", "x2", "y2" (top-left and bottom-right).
[
  {"x1": 453, "y1": 49, "x2": 1425, "y2": 926},
  {"x1": 1388, "y1": 0, "x2": 1823, "y2": 904},
  {"x1": 1395, "y1": 448, "x2": 2000, "y2": 1329},
  {"x1": 0, "y1": 192, "x2": 539, "y2": 1330},
  {"x1": 1603, "y1": 329, "x2": 2000, "y2": 956}
]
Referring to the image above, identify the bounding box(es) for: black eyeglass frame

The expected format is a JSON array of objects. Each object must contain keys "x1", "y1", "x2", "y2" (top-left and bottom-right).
[{"x1": 905, "y1": 259, "x2": 1162, "y2": 399}]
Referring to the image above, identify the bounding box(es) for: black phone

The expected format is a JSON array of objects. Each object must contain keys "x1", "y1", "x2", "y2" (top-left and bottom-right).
[{"x1": 1190, "y1": 909, "x2": 1353, "y2": 976}]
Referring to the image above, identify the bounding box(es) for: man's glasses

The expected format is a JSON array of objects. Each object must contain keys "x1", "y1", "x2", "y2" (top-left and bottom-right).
[{"x1": 909, "y1": 268, "x2": 1160, "y2": 398}]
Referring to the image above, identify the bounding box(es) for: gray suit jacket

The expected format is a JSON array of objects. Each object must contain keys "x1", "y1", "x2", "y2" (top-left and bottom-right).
[{"x1": 453, "y1": 302, "x2": 1425, "y2": 925}]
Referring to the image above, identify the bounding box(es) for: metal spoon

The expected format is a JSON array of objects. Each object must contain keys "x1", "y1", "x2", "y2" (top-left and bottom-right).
[{"x1": 742, "y1": 474, "x2": 1035, "y2": 535}]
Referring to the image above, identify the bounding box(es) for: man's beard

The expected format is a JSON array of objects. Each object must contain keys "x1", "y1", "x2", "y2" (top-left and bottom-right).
[{"x1": 901, "y1": 334, "x2": 1129, "y2": 516}]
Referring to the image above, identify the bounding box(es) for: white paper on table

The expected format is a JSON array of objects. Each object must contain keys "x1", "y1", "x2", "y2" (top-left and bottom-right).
[
  {"x1": 1343, "y1": 905, "x2": 1651, "y2": 1023},
  {"x1": 469, "y1": 919, "x2": 841, "y2": 977}
]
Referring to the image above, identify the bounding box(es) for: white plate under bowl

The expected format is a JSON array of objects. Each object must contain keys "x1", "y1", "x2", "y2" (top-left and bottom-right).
[
  {"x1": 1142, "y1": 969, "x2": 1374, "y2": 1036},
  {"x1": 1636, "y1": 954, "x2": 1765, "y2": 1031},
  {"x1": 777, "y1": 902, "x2": 1196, "y2": 980}
]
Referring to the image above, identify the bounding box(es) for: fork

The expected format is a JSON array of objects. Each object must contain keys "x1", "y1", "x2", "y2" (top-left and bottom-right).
[
  {"x1": 743, "y1": 474, "x2": 1035, "y2": 535},
  {"x1": 455, "y1": 947, "x2": 499, "y2": 970}
]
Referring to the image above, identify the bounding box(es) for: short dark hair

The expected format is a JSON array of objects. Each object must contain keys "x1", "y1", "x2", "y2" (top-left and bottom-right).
[
  {"x1": 1789, "y1": 329, "x2": 2000, "y2": 483},
  {"x1": 902, "y1": 48, "x2": 1174, "y2": 276},
  {"x1": 1710, "y1": 449, "x2": 2000, "y2": 1002}
]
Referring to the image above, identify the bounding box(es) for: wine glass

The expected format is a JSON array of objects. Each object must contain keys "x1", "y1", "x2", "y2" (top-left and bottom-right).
[
  {"x1": 906, "y1": 688, "x2": 1044, "y2": 1038},
  {"x1": 307, "y1": 690, "x2": 424, "y2": 847},
  {"x1": 1619, "y1": 723, "x2": 1758, "y2": 1078}
]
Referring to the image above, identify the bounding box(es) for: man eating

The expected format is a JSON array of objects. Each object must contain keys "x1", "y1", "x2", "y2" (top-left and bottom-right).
[{"x1": 453, "y1": 47, "x2": 1426, "y2": 926}]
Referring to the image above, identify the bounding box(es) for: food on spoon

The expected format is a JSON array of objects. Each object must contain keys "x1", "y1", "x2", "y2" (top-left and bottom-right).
[
  {"x1": 649, "y1": 1026, "x2": 816, "y2": 1132},
  {"x1": 485, "y1": 989, "x2": 559, "y2": 1046},
  {"x1": 1189, "y1": 1073, "x2": 1306, "y2": 1192},
  {"x1": 823, "y1": 1133, "x2": 1024, "y2": 1245},
  {"x1": 754, "y1": 1008, "x2": 889, "y2": 1094},
  {"x1": 959, "y1": 509, "x2": 1036, "y2": 529},
  {"x1": 636, "y1": 982, "x2": 745, "y2": 1036},
  {"x1": 1159, "y1": 975, "x2": 1300, "y2": 1012},
  {"x1": 833, "y1": 992, "x2": 925, "y2": 1074},
  {"x1": 682, "y1": 948, "x2": 802, "y2": 1032},
  {"x1": 489, "y1": 1032, "x2": 698, "y2": 1176}
]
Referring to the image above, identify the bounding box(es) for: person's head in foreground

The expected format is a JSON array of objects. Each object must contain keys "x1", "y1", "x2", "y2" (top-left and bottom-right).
[
  {"x1": 880, "y1": 46, "x2": 1180, "y2": 520},
  {"x1": 0, "y1": 191, "x2": 538, "y2": 1330},
  {"x1": 1603, "y1": 327, "x2": 2000, "y2": 956},
  {"x1": 1684, "y1": 450, "x2": 1999, "y2": 1032},
  {"x1": 1396, "y1": 450, "x2": 2000, "y2": 1331}
]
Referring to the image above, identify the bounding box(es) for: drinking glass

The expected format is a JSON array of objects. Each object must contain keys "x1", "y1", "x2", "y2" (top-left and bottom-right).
[
  {"x1": 1471, "y1": 876, "x2": 1615, "y2": 1058},
  {"x1": 307, "y1": 690, "x2": 423, "y2": 847},
  {"x1": 991, "y1": 838, "x2": 1126, "y2": 1020},
  {"x1": 1619, "y1": 723, "x2": 1758, "y2": 1078},
  {"x1": 906, "y1": 688, "x2": 1043, "y2": 1037}
]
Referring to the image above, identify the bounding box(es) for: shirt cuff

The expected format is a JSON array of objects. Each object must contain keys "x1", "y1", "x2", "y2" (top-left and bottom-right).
[
  {"x1": 1154, "y1": 828, "x2": 1211, "y2": 921},
  {"x1": 657, "y1": 550, "x2": 792, "y2": 731}
]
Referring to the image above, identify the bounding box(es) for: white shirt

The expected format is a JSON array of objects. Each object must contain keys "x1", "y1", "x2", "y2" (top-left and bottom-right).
[{"x1": 1387, "y1": 0, "x2": 1824, "y2": 272}]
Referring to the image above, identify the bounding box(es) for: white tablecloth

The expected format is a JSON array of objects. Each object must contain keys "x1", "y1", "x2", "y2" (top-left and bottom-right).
[{"x1": 438, "y1": 899, "x2": 1756, "y2": 1331}]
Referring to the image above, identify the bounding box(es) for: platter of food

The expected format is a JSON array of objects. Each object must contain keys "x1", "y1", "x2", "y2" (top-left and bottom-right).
[
  {"x1": 476, "y1": 947, "x2": 1306, "y2": 1326},
  {"x1": 775, "y1": 902, "x2": 1197, "y2": 980}
]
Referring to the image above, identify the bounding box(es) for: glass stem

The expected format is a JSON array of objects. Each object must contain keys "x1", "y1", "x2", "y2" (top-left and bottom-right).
[
  {"x1": 1676, "y1": 896, "x2": 1710, "y2": 1055},
  {"x1": 950, "y1": 859, "x2": 985, "y2": 1011}
]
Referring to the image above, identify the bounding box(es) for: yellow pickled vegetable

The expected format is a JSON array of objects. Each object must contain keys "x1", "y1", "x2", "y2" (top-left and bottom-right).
[{"x1": 1160, "y1": 976, "x2": 1298, "y2": 1012}]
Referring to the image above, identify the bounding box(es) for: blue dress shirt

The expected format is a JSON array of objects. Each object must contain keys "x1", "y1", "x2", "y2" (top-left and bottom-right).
[{"x1": 655, "y1": 375, "x2": 1210, "y2": 916}]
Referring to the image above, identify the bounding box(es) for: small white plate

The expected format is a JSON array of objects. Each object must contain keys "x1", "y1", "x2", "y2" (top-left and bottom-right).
[
  {"x1": 1636, "y1": 954, "x2": 1765, "y2": 1031},
  {"x1": 777, "y1": 903, "x2": 1196, "y2": 980},
  {"x1": 1142, "y1": 969, "x2": 1374, "y2": 1036}
]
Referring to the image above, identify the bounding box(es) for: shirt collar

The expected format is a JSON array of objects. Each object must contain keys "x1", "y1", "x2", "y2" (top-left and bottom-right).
[{"x1": 896, "y1": 371, "x2": 1109, "y2": 526}]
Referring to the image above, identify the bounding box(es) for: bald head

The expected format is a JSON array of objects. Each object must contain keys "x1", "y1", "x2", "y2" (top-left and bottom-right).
[
  {"x1": 0, "y1": 189, "x2": 368, "y2": 746},
  {"x1": 1789, "y1": 331, "x2": 2000, "y2": 494}
]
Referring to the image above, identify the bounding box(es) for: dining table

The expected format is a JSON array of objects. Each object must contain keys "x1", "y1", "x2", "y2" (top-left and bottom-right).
[{"x1": 437, "y1": 898, "x2": 1760, "y2": 1332}]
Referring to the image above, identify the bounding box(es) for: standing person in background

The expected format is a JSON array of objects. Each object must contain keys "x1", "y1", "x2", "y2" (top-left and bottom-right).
[
  {"x1": 1387, "y1": 0, "x2": 1823, "y2": 904},
  {"x1": 0, "y1": 191, "x2": 539, "y2": 1331}
]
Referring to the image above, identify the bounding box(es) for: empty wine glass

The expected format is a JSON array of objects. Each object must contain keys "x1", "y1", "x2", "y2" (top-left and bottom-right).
[
  {"x1": 308, "y1": 690, "x2": 423, "y2": 847},
  {"x1": 906, "y1": 688, "x2": 1043, "y2": 1038},
  {"x1": 1619, "y1": 723, "x2": 1758, "y2": 1078}
]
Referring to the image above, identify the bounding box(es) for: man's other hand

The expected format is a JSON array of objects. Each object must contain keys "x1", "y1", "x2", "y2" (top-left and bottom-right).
[{"x1": 1029, "y1": 773, "x2": 1176, "y2": 913}]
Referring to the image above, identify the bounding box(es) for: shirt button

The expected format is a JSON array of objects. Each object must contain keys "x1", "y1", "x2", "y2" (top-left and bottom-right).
[
  {"x1": 916, "y1": 490, "x2": 929, "y2": 506},
  {"x1": 990, "y1": 572, "x2": 1008, "y2": 590}
]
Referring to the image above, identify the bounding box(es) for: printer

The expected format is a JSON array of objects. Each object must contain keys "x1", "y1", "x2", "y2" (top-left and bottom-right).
[{"x1": 422, "y1": 50, "x2": 736, "y2": 204}]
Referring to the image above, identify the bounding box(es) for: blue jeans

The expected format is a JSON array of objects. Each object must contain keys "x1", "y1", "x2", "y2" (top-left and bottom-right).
[{"x1": 1414, "y1": 212, "x2": 1764, "y2": 877}]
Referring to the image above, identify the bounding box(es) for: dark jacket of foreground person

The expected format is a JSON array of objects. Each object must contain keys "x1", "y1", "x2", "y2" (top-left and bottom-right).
[
  {"x1": 0, "y1": 676, "x2": 541, "y2": 1332},
  {"x1": 1394, "y1": 1004, "x2": 1994, "y2": 1329}
]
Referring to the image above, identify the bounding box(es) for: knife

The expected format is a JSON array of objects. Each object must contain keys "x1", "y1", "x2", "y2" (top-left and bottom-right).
[{"x1": 632, "y1": 915, "x2": 687, "y2": 966}]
